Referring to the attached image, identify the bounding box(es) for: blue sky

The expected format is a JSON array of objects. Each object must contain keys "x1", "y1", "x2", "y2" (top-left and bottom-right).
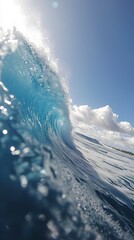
[{"x1": 32, "y1": 0, "x2": 134, "y2": 126}]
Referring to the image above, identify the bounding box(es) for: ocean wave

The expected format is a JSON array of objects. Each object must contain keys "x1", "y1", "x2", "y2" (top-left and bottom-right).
[
  {"x1": 0, "y1": 28, "x2": 134, "y2": 240},
  {"x1": 1, "y1": 31, "x2": 74, "y2": 148}
]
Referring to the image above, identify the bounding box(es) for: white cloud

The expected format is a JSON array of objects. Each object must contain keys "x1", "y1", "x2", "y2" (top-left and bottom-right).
[
  {"x1": 118, "y1": 121, "x2": 134, "y2": 135},
  {"x1": 70, "y1": 104, "x2": 134, "y2": 152}
]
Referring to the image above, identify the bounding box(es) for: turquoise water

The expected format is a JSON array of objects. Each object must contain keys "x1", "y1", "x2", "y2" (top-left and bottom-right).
[{"x1": 0, "y1": 30, "x2": 134, "y2": 240}]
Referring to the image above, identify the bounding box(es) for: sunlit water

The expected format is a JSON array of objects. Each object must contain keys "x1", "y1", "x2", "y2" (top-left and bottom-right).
[{"x1": 0, "y1": 22, "x2": 134, "y2": 240}]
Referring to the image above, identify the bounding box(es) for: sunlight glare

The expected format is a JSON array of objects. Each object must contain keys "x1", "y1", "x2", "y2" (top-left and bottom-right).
[
  {"x1": 0, "y1": 0, "x2": 60, "y2": 73},
  {"x1": 0, "y1": 0, "x2": 44, "y2": 48},
  {"x1": 0, "y1": 0, "x2": 25, "y2": 32}
]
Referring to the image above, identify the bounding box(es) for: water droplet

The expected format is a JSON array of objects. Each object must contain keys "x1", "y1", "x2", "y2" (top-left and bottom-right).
[
  {"x1": 10, "y1": 146, "x2": 15, "y2": 152},
  {"x1": 25, "y1": 213, "x2": 32, "y2": 222},
  {"x1": 62, "y1": 194, "x2": 66, "y2": 199},
  {"x1": 2, "y1": 108, "x2": 8, "y2": 116},
  {"x1": 4, "y1": 99, "x2": 11, "y2": 105},
  {"x1": 38, "y1": 214, "x2": 46, "y2": 221},
  {"x1": 72, "y1": 216, "x2": 77, "y2": 222},
  {"x1": 9, "y1": 94, "x2": 14, "y2": 99},
  {"x1": 11, "y1": 149, "x2": 21, "y2": 155},
  {"x1": 20, "y1": 175, "x2": 28, "y2": 188},
  {"x1": 38, "y1": 184, "x2": 48, "y2": 197},
  {"x1": 47, "y1": 221, "x2": 59, "y2": 239},
  {"x1": 0, "y1": 105, "x2": 4, "y2": 110},
  {"x1": 40, "y1": 169, "x2": 46, "y2": 175},
  {"x1": 2, "y1": 129, "x2": 8, "y2": 135},
  {"x1": 23, "y1": 147, "x2": 30, "y2": 154}
]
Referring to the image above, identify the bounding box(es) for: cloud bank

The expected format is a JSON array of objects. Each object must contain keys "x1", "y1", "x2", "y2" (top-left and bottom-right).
[{"x1": 70, "y1": 104, "x2": 134, "y2": 152}]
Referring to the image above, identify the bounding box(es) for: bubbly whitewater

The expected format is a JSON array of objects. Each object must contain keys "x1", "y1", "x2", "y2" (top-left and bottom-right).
[{"x1": 0, "y1": 27, "x2": 134, "y2": 240}]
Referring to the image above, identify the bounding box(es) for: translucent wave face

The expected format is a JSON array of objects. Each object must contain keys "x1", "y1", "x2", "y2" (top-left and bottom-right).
[
  {"x1": 0, "y1": 0, "x2": 69, "y2": 98},
  {"x1": 0, "y1": 0, "x2": 72, "y2": 148},
  {"x1": 1, "y1": 32, "x2": 74, "y2": 148}
]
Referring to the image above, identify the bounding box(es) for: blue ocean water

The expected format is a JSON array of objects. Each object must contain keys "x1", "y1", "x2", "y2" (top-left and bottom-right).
[{"x1": 0, "y1": 30, "x2": 134, "y2": 240}]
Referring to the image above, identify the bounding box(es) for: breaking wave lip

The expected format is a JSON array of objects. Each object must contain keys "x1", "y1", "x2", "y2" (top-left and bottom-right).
[{"x1": 0, "y1": 28, "x2": 134, "y2": 240}]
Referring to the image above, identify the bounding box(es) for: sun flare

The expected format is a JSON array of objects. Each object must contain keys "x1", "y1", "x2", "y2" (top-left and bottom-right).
[
  {"x1": 0, "y1": 0, "x2": 26, "y2": 32},
  {"x1": 0, "y1": 0, "x2": 44, "y2": 48},
  {"x1": 0, "y1": 0, "x2": 59, "y2": 72}
]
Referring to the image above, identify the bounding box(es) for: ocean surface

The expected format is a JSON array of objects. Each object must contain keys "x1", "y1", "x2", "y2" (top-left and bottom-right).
[{"x1": 0, "y1": 29, "x2": 134, "y2": 240}]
